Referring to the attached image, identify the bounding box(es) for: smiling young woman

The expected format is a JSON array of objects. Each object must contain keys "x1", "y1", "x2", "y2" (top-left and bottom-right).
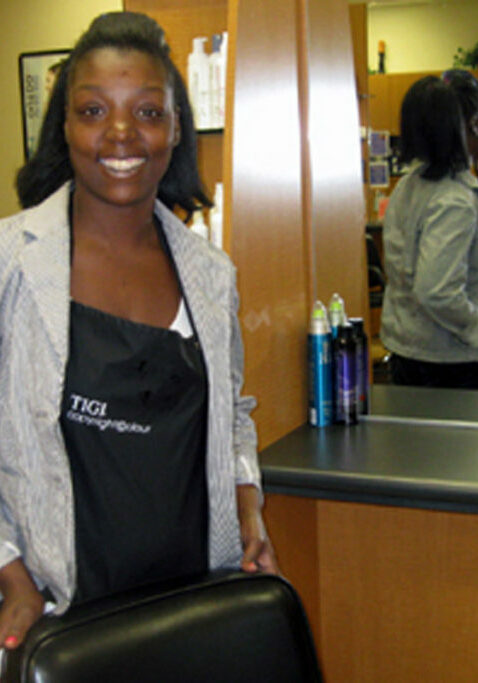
[
  {"x1": 65, "y1": 47, "x2": 183, "y2": 328},
  {"x1": 0, "y1": 11, "x2": 278, "y2": 656}
]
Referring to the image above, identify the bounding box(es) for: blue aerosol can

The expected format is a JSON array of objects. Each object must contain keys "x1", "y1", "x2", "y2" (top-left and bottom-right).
[
  {"x1": 333, "y1": 323, "x2": 358, "y2": 425},
  {"x1": 308, "y1": 301, "x2": 333, "y2": 427},
  {"x1": 328, "y1": 293, "x2": 347, "y2": 339},
  {"x1": 349, "y1": 317, "x2": 369, "y2": 416}
]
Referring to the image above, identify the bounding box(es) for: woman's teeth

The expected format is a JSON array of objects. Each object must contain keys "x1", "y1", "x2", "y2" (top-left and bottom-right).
[{"x1": 100, "y1": 158, "x2": 145, "y2": 172}]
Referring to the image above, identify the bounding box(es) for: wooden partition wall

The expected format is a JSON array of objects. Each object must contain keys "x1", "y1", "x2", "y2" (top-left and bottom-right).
[
  {"x1": 228, "y1": 0, "x2": 367, "y2": 449},
  {"x1": 226, "y1": 0, "x2": 309, "y2": 449}
]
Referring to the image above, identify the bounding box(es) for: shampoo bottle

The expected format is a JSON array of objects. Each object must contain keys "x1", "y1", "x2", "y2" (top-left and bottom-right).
[
  {"x1": 209, "y1": 33, "x2": 224, "y2": 129},
  {"x1": 218, "y1": 31, "x2": 228, "y2": 127},
  {"x1": 209, "y1": 183, "x2": 224, "y2": 249},
  {"x1": 188, "y1": 37, "x2": 210, "y2": 130}
]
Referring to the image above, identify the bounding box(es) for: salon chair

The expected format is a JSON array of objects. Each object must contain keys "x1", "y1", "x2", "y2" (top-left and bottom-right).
[
  {"x1": 3, "y1": 570, "x2": 322, "y2": 683},
  {"x1": 366, "y1": 232, "x2": 386, "y2": 310},
  {"x1": 365, "y1": 232, "x2": 391, "y2": 381}
]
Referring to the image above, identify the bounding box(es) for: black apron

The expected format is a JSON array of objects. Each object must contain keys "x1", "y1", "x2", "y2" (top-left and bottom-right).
[{"x1": 60, "y1": 300, "x2": 208, "y2": 603}]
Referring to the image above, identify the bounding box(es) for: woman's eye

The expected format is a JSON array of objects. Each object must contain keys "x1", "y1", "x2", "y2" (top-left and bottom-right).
[
  {"x1": 79, "y1": 104, "x2": 104, "y2": 117},
  {"x1": 138, "y1": 106, "x2": 165, "y2": 120}
]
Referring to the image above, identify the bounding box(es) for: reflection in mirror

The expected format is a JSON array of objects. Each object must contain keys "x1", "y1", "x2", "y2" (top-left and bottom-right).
[{"x1": 348, "y1": 1, "x2": 478, "y2": 403}]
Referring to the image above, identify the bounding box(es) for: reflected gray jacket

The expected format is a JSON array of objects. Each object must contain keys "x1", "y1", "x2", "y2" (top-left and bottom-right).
[
  {"x1": 381, "y1": 163, "x2": 478, "y2": 362},
  {"x1": 0, "y1": 183, "x2": 261, "y2": 613}
]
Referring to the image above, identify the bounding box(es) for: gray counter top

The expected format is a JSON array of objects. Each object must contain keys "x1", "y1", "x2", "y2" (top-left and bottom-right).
[
  {"x1": 259, "y1": 388, "x2": 478, "y2": 513},
  {"x1": 368, "y1": 384, "x2": 478, "y2": 426}
]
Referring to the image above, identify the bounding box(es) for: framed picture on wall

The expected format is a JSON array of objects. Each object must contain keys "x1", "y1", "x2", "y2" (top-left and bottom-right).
[{"x1": 18, "y1": 50, "x2": 70, "y2": 160}]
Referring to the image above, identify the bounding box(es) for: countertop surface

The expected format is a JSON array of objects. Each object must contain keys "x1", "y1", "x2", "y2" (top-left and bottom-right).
[
  {"x1": 368, "y1": 383, "x2": 478, "y2": 426},
  {"x1": 259, "y1": 386, "x2": 478, "y2": 512}
]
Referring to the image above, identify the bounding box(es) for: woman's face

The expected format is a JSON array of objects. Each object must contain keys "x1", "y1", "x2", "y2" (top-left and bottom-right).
[
  {"x1": 467, "y1": 112, "x2": 478, "y2": 169},
  {"x1": 64, "y1": 47, "x2": 179, "y2": 209}
]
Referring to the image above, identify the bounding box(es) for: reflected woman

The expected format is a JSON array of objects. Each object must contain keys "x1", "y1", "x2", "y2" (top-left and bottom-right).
[{"x1": 380, "y1": 74, "x2": 478, "y2": 388}]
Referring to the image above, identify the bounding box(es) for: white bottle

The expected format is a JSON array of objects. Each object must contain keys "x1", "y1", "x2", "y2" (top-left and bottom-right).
[
  {"x1": 190, "y1": 210, "x2": 209, "y2": 240},
  {"x1": 209, "y1": 183, "x2": 224, "y2": 249},
  {"x1": 218, "y1": 32, "x2": 228, "y2": 128},
  {"x1": 188, "y1": 37, "x2": 210, "y2": 130},
  {"x1": 209, "y1": 32, "x2": 227, "y2": 129}
]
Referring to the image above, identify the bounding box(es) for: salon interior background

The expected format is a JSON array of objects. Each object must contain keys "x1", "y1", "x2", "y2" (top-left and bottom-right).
[{"x1": 0, "y1": 0, "x2": 477, "y2": 218}]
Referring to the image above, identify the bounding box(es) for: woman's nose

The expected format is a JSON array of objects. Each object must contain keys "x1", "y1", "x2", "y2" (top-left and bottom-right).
[{"x1": 105, "y1": 115, "x2": 137, "y2": 142}]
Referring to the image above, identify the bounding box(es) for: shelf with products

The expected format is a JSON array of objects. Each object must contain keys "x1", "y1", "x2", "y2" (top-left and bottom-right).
[{"x1": 124, "y1": 0, "x2": 228, "y2": 212}]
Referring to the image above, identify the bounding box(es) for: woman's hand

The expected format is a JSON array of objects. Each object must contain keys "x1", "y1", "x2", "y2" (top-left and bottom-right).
[
  {"x1": 236, "y1": 484, "x2": 280, "y2": 575},
  {"x1": 0, "y1": 558, "x2": 45, "y2": 649}
]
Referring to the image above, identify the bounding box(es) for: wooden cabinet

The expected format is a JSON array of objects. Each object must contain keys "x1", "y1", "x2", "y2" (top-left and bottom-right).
[
  {"x1": 264, "y1": 493, "x2": 478, "y2": 682},
  {"x1": 369, "y1": 72, "x2": 436, "y2": 134},
  {"x1": 369, "y1": 69, "x2": 478, "y2": 135}
]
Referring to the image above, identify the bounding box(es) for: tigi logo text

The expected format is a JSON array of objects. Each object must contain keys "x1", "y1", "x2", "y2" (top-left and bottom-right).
[{"x1": 66, "y1": 393, "x2": 151, "y2": 435}]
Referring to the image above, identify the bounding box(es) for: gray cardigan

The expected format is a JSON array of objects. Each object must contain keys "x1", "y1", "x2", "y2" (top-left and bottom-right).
[
  {"x1": 381, "y1": 163, "x2": 478, "y2": 362},
  {"x1": 0, "y1": 183, "x2": 261, "y2": 613}
]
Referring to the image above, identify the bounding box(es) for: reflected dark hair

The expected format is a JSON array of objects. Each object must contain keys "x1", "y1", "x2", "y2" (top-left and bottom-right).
[
  {"x1": 399, "y1": 75, "x2": 469, "y2": 180},
  {"x1": 16, "y1": 11, "x2": 211, "y2": 216},
  {"x1": 442, "y1": 69, "x2": 478, "y2": 124}
]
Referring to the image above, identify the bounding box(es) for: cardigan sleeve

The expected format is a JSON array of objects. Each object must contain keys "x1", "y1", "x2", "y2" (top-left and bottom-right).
[
  {"x1": 0, "y1": 215, "x2": 25, "y2": 574},
  {"x1": 229, "y1": 270, "x2": 262, "y2": 493}
]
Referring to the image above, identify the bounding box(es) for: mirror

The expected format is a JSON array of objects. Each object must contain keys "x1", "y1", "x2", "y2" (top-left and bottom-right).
[{"x1": 347, "y1": 0, "x2": 478, "y2": 413}]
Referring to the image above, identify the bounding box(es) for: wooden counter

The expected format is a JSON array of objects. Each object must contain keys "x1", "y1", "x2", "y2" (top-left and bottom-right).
[{"x1": 260, "y1": 386, "x2": 478, "y2": 682}]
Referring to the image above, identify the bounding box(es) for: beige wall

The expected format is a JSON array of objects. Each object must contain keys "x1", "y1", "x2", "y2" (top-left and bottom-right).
[
  {"x1": 368, "y1": 1, "x2": 478, "y2": 74},
  {"x1": 0, "y1": 0, "x2": 123, "y2": 218}
]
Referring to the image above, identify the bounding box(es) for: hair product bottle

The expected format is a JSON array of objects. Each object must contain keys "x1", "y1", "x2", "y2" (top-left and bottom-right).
[
  {"x1": 333, "y1": 323, "x2": 358, "y2": 425},
  {"x1": 209, "y1": 32, "x2": 227, "y2": 129},
  {"x1": 349, "y1": 317, "x2": 369, "y2": 416},
  {"x1": 209, "y1": 183, "x2": 224, "y2": 249},
  {"x1": 308, "y1": 301, "x2": 333, "y2": 427},
  {"x1": 188, "y1": 37, "x2": 210, "y2": 130},
  {"x1": 328, "y1": 292, "x2": 347, "y2": 339},
  {"x1": 378, "y1": 40, "x2": 386, "y2": 74}
]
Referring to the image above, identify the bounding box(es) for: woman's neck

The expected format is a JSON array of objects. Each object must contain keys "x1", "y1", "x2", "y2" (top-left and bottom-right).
[{"x1": 71, "y1": 190, "x2": 158, "y2": 249}]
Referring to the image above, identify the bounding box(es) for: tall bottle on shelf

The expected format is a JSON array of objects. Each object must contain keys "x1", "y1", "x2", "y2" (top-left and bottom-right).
[
  {"x1": 209, "y1": 183, "x2": 224, "y2": 249},
  {"x1": 209, "y1": 32, "x2": 227, "y2": 129},
  {"x1": 218, "y1": 31, "x2": 228, "y2": 127},
  {"x1": 333, "y1": 323, "x2": 358, "y2": 425},
  {"x1": 188, "y1": 37, "x2": 210, "y2": 130},
  {"x1": 349, "y1": 317, "x2": 369, "y2": 416},
  {"x1": 308, "y1": 301, "x2": 333, "y2": 427}
]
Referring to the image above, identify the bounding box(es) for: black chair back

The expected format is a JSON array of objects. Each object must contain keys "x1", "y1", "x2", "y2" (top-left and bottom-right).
[{"x1": 3, "y1": 571, "x2": 322, "y2": 683}]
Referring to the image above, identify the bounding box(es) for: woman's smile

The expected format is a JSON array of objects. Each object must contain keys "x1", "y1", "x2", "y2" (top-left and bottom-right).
[{"x1": 99, "y1": 157, "x2": 147, "y2": 177}]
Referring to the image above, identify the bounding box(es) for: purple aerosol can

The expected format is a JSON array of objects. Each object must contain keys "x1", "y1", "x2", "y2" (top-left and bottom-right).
[
  {"x1": 333, "y1": 323, "x2": 358, "y2": 425},
  {"x1": 349, "y1": 317, "x2": 369, "y2": 416},
  {"x1": 308, "y1": 301, "x2": 333, "y2": 427}
]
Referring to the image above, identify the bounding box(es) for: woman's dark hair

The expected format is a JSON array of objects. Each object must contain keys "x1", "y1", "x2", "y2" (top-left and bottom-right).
[
  {"x1": 16, "y1": 11, "x2": 211, "y2": 216},
  {"x1": 399, "y1": 75, "x2": 469, "y2": 180}
]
